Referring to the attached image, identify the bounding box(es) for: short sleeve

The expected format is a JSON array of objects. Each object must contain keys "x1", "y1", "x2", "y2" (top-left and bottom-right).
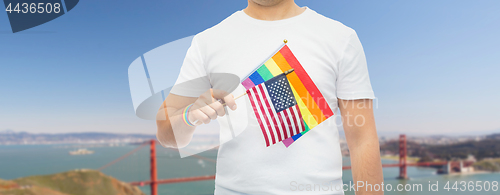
[
  {"x1": 170, "y1": 35, "x2": 211, "y2": 97},
  {"x1": 336, "y1": 31, "x2": 375, "y2": 100}
]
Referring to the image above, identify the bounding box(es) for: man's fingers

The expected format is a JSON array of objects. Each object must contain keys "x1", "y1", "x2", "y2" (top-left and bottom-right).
[
  {"x1": 189, "y1": 109, "x2": 210, "y2": 125},
  {"x1": 208, "y1": 101, "x2": 225, "y2": 117},
  {"x1": 199, "y1": 105, "x2": 217, "y2": 120},
  {"x1": 191, "y1": 99, "x2": 214, "y2": 124},
  {"x1": 188, "y1": 89, "x2": 236, "y2": 127},
  {"x1": 211, "y1": 89, "x2": 231, "y2": 99},
  {"x1": 207, "y1": 88, "x2": 237, "y2": 111},
  {"x1": 223, "y1": 94, "x2": 237, "y2": 111},
  {"x1": 200, "y1": 90, "x2": 217, "y2": 104}
]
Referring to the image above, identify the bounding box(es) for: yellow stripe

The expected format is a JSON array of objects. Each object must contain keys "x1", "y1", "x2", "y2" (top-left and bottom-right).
[
  {"x1": 272, "y1": 52, "x2": 326, "y2": 123},
  {"x1": 264, "y1": 58, "x2": 283, "y2": 76},
  {"x1": 290, "y1": 83, "x2": 318, "y2": 129}
]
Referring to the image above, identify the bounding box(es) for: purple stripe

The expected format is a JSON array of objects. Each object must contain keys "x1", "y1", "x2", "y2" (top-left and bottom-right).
[
  {"x1": 242, "y1": 78, "x2": 255, "y2": 90},
  {"x1": 282, "y1": 137, "x2": 294, "y2": 147}
]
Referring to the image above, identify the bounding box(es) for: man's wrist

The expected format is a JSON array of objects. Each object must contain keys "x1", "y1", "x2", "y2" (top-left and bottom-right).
[{"x1": 182, "y1": 103, "x2": 196, "y2": 127}]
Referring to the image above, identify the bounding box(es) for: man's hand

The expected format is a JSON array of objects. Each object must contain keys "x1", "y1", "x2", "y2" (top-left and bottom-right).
[
  {"x1": 156, "y1": 89, "x2": 237, "y2": 148},
  {"x1": 188, "y1": 89, "x2": 237, "y2": 125}
]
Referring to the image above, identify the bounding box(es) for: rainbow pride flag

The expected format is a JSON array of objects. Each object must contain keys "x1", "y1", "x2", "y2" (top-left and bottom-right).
[{"x1": 242, "y1": 43, "x2": 334, "y2": 147}]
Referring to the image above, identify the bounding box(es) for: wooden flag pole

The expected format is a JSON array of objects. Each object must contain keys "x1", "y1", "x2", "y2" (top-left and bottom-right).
[
  {"x1": 221, "y1": 68, "x2": 294, "y2": 106},
  {"x1": 219, "y1": 92, "x2": 247, "y2": 106},
  {"x1": 232, "y1": 92, "x2": 248, "y2": 101}
]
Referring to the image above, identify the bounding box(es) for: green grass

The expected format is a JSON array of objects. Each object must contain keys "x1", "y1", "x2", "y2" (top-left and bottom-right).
[
  {"x1": 1, "y1": 169, "x2": 144, "y2": 195},
  {"x1": 473, "y1": 158, "x2": 500, "y2": 172}
]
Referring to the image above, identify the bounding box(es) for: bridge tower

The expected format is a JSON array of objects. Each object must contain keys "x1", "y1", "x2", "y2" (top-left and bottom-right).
[
  {"x1": 397, "y1": 134, "x2": 408, "y2": 179},
  {"x1": 150, "y1": 140, "x2": 158, "y2": 195}
]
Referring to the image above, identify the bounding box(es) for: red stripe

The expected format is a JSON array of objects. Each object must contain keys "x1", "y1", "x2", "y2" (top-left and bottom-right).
[
  {"x1": 277, "y1": 112, "x2": 288, "y2": 139},
  {"x1": 247, "y1": 89, "x2": 270, "y2": 147},
  {"x1": 294, "y1": 104, "x2": 306, "y2": 132},
  {"x1": 253, "y1": 86, "x2": 276, "y2": 145},
  {"x1": 277, "y1": 114, "x2": 288, "y2": 140},
  {"x1": 265, "y1": 88, "x2": 289, "y2": 139},
  {"x1": 280, "y1": 45, "x2": 334, "y2": 118},
  {"x1": 288, "y1": 105, "x2": 301, "y2": 135},
  {"x1": 281, "y1": 105, "x2": 303, "y2": 137},
  {"x1": 281, "y1": 110, "x2": 293, "y2": 138},
  {"x1": 258, "y1": 85, "x2": 283, "y2": 142},
  {"x1": 254, "y1": 86, "x2": 275, "y2": 145}
]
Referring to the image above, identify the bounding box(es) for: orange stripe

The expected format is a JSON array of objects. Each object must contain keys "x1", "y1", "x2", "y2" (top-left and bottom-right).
[
  {"x1": 279, "y1": 45, "x2": 334, "y2": 118},
  {"x1": 272, "y1": 52, "x2": 327, "y2": 123}
]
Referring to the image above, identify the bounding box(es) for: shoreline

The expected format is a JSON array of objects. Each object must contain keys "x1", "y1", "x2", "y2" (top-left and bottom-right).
[
  {"x1": 446, "y1": 170, "x2": 496, "y2": 176},
  {"x1": 380, "y1": 155, "x2": 420, "y2": 163}
]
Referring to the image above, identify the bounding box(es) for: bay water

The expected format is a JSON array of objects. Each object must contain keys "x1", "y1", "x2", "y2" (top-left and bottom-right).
[{"x1": 0, "y1": 144, "x2": 498, "y2": 195}]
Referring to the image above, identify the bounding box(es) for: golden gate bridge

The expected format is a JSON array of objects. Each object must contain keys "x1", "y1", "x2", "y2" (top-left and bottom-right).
[{"x1": 97, "y1": 134, "x2": 472, "y2": 195}]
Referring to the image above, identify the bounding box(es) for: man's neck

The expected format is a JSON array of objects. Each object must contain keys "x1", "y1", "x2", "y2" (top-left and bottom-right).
[{"x1": 243, "y1": 0, "x2": 305, "y2": 21}]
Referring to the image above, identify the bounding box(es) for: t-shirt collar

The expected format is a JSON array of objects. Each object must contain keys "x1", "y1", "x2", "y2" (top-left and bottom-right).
[{"x1": 236, "y1": 6, "x2": 312, "y2": 26}]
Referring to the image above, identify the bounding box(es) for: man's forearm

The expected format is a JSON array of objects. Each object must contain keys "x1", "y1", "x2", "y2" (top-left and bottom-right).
[
  {"x1": 349, "y1": 138, "x2": 384, "y2": 194},
  {"x1": 340, "y1": 99, "x2": 384, "y2": 194},
  {"x1": 156, "y1": 103, "x2": 196, "y2": 148}
]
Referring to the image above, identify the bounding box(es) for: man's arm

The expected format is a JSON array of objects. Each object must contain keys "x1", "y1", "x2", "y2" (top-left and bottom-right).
[
  {"x1": 156, "y1": 90, "x2": 236, "y2": 148},
  {"x1": 339, "y1": 99, "x2": 384, "y2": 195},
  {"x1": 156, "y1": 94, "x2": 196, "y2": 148}
]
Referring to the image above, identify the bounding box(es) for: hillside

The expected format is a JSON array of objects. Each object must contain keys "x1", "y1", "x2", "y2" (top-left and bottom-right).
[
  {"x1": 0, "y1": 131, "x2": 155, "y2": 145},
  {"x1": 473, "y1": 158, "x2": 500, "y2": 172},
  {"x1": 0, "y1": 170, "x2": 144, "y2": 195},
  {"x1": 425, "y1": 139, "x2": 500, "y2": 160},
  {"x1": 380, "y1": 135, "x2": 500, "y2": 161}
]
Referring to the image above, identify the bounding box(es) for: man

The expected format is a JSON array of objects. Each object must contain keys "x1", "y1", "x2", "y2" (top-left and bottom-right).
[{"x1": 156, "y1": 0, "x2": 384, "y2": 194}]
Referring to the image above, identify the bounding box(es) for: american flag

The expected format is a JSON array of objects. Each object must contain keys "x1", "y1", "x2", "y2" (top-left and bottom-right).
[{"x1": 246, "y1": 73, "x2": 305, "y2": 147}]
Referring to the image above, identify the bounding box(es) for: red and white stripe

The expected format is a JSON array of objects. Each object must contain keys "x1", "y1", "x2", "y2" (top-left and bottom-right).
[{"x1": 247, "y1": 84, "x2": 305, "y2": 147}]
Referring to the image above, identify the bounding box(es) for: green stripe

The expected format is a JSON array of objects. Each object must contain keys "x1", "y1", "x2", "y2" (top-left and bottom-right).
[
  {"x1": 301, "y1": 120, "x2": 310, "y2": 135},
  {"x1": 256, "y1": 65, "x2": 273, "y2": 81}
]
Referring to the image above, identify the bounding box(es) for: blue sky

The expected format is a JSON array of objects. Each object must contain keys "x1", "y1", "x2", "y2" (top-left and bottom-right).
[{"x1": 0, "y1": 0, "x2": 499, "y2": 135}]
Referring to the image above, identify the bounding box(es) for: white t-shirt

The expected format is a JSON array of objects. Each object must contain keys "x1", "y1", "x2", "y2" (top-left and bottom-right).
[{"x1": 171, "y1": 7, "x2": 375, "y2": 195}]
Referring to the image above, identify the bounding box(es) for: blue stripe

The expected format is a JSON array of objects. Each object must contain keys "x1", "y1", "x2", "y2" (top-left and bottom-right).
[
  {"x1": 292, "y1": 133, "x2": 302, "y2": 141},
  {"x1": 249, "y1": 71, "x2": 265, "y2": 85}
]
